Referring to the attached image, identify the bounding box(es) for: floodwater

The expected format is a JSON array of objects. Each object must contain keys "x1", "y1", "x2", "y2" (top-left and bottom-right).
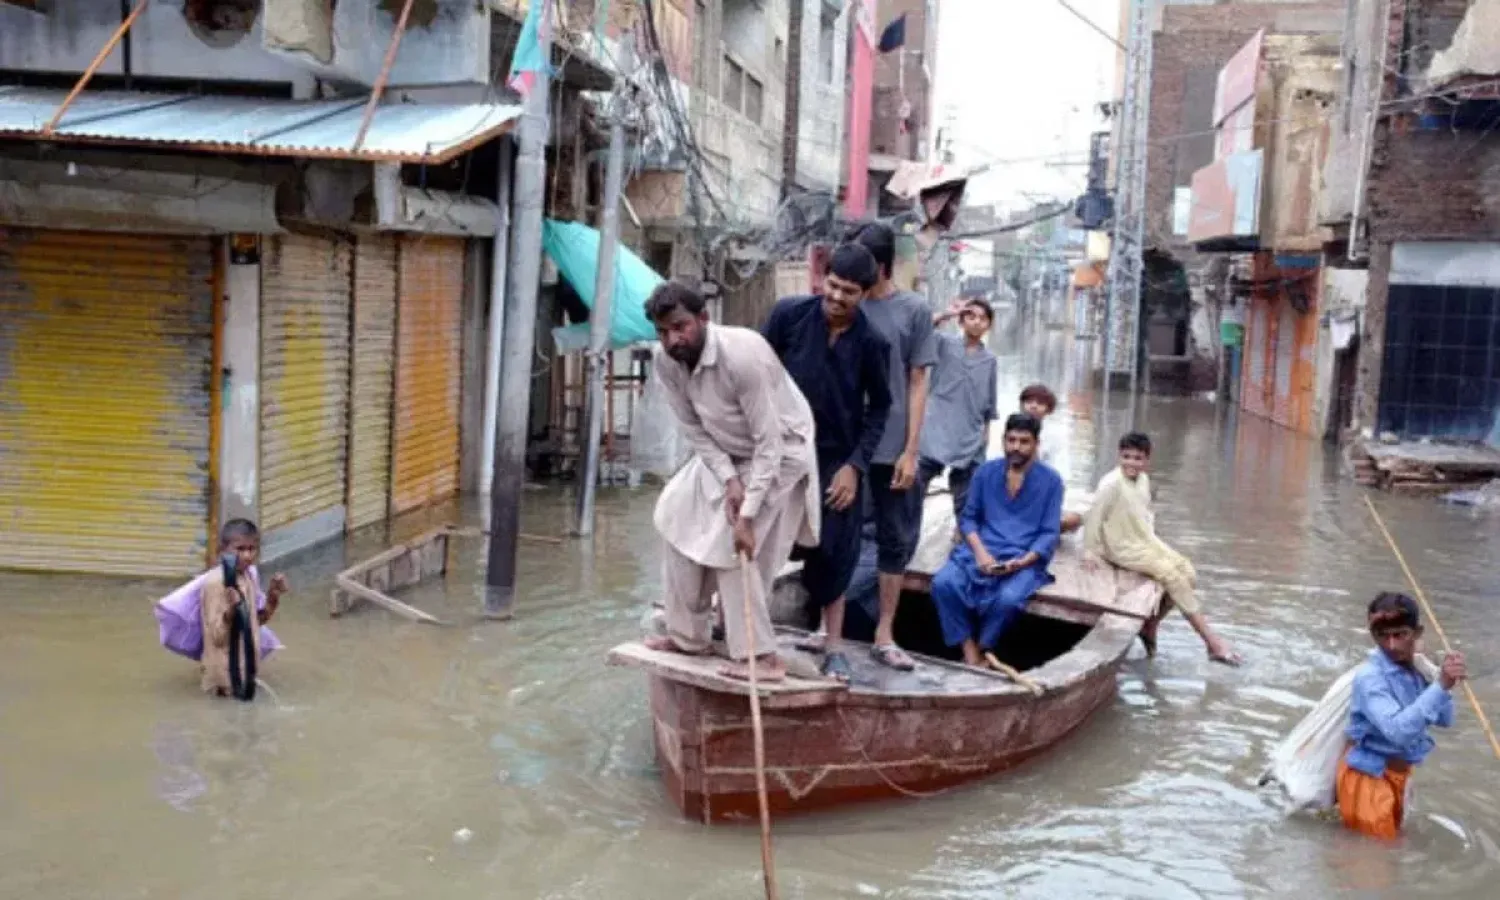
[{"x1": 5, "y1": 316, "x2": 1500, "y2": 900}]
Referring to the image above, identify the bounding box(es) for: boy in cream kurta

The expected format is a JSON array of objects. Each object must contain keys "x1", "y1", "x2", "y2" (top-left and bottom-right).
[
  {"x1": 1083, "y1": 431, "x2": 1241, "y2": 665},
  {"x1": 642, "y1": 282, "x2": 821, "y2": 683}
]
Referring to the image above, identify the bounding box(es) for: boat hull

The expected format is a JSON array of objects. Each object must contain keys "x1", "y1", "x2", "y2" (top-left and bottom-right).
[{"x1": 646, "y1": 647, "x2": 1123, "y2": 823}]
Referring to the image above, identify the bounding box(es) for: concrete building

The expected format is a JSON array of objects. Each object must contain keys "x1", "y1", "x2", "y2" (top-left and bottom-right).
[
  {"x1": 1187, "y1": 29, "x2": 1342, "y2": 434},
  {"x1": 1115, "y1": 0, "x2": 1341, "y2": 394},
  {"x1": 863, "y1": 0, "x2": 940, "y2": 218},
  {"x1": 0, "y1": 0, "x2": 609, "y2": 575},
  {"x1": 1321, "y1": 0, "x2": 1500, "y2": 461}
]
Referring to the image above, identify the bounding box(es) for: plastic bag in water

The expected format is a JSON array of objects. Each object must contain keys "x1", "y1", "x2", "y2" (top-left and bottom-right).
[{"x1": 1260, "y1": 653, "x2": 1438, "y2": 813}]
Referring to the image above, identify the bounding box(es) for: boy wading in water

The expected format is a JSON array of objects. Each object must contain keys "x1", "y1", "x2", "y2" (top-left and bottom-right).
[
  {"x1": 201, "y1": 520, "x2": 288, "y2": 696},
  {"x1": 1339, "y1": 592, "x2": 1466, "y2": 840},
  {"x1": 1082, "y1": 432, "x2": 1241, "y2": 665}
]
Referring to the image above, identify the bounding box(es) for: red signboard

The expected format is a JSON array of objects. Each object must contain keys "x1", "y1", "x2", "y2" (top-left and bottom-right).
[
  {"x1": 1188, "y1": 150, "x2": 1263, "y2": 245},
  {"x1": 1214, "y1": 29, "x2": 1264, "y2": 127}
]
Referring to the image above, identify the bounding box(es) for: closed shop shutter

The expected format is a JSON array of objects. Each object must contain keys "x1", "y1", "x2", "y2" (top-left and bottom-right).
[
  {"x1": 0, "y1": 228, "x2": 213, "y2": 577},
  {"x1": 347, "y1": 235, "x2": 398, "y2": 531},
  {"x1": 392, "y1": 236, "x2": 464, "y2": 515},
  {"x1": 1242, "y1": 298, "x2": 1267, "y2": 417},
  {"x1": 259, "y1": 234, "x2": 352, "y2": 559},
  {"x1": 1274, "y1": 300, "x2": 1297, "y2": 427}
]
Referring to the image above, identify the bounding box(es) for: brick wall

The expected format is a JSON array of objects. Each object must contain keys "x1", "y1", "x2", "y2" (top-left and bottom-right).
[
  {"x1": 1145, "y1": 3, "x2": 1344, "y2": 251},
  {"x1": 1347, "y1": 1, "x2": 1500, "y2": 434}
]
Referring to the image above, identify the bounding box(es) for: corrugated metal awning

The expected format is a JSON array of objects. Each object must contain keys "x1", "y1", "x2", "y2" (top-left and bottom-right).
[{"x1": 0, "y1": 86, "x2": 521, "y2": 164}]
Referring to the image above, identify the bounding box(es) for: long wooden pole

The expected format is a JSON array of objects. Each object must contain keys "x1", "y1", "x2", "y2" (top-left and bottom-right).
[
  {"x1": 43, "y1": 0, "x2": 150, "y2": 135},
  {"x1": 1363, "y1": 494, "x2": 1500, "y2": 761},
  {"x1": 352, "y1": 0, "x2": 418, "y2": 151},
  {"x1": 738, "y1": 553, "x2": 779, "y2": 900}
]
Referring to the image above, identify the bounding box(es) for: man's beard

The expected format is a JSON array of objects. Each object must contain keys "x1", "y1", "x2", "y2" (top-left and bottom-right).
[
  {"x1": 1006, "y1": 451, "x2": 1032, "y2": 468},
  {"x1": 667, "y1": 341, "x2": 703, "y2": 366}
]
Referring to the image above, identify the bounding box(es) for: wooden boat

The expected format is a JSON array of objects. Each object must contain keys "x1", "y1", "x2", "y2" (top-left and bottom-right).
[{"x1": 609, "y1": 492, "x2": 1165, "y2": 823}]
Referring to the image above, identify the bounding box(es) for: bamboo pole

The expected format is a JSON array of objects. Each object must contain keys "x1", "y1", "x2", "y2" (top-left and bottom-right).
[
  {"x1": 1363, "y1": 494, "x2": 1500, "y2": 761},
  {"x1": 738, "y1": 553, "x2": 780, "y2": 900},
  {"x1": 352, "y1": 0, "x2": 418, "y2": 151},
  {"x1": 44, "y1": 0, "x2": 150, "y2": 135}
]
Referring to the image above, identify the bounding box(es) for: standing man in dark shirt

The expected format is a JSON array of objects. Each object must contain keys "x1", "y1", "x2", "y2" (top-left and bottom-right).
[
  {"x1": 852, "y1": 222, "x2": 937, "y2": 671},
  {"x1": 762, "y1": 243, "x2": 892, "y2": 681}
]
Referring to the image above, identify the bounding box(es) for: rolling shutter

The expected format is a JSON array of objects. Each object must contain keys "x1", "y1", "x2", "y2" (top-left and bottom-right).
[
  {"x1": 391, "y1": 236, "x2": 464, "y2": 515},
  {"x1": 259, "y1": 234, "x2": 351, "y2": 559},
  {"x1": 347, "y1": 235, "x2": 398, "y2": 531},
  {"x1": 0, "y1": 228, "x2": 213, "y2": 577}
]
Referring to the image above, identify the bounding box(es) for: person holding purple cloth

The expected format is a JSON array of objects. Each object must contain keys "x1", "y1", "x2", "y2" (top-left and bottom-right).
[{"x1": 154, "y1": 518, "x2": 289, "y2": 696}]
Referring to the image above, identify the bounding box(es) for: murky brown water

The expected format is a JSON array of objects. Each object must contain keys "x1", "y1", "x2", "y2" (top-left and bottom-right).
[{"x1": 5, "y1": 321, "x2": 1500, "y2": 899}]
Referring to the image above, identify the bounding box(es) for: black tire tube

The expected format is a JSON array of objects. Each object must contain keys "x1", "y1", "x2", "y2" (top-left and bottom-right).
[{"x1": 227, "y1": 595, "x2": 257, "y2": 702}]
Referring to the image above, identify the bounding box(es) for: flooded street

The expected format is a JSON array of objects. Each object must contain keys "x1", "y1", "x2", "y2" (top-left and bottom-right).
[{"x1": 6, "y1": 322, "x2": 1500, "y2": 899}]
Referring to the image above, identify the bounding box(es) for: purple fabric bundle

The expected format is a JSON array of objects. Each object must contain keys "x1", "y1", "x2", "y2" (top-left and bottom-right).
[{"x1": 154, "y1": 566, "x2": 283, "y2": 662}]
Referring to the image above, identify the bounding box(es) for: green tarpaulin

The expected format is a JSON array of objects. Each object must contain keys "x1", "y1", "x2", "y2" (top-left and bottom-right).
[{"x1": 542, "y1": 218, "x2": 659, "y2": 349}]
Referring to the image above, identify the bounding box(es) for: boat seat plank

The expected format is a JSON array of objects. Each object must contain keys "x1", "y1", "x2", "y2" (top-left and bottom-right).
[{"x1": 607, "y1": 636, "x2": 847, "y2": 698}]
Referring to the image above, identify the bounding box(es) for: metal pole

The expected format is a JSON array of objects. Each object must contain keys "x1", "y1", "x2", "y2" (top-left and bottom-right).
[
  {"x1": 481, "y1": 137, "x2": 515, "y2": 496},
  {"x1": 485, "y1": 49, "x2": 552, "y2": 617},
  {"x1": 574, "y1": 40, "x2": 632, "y2": 537}
]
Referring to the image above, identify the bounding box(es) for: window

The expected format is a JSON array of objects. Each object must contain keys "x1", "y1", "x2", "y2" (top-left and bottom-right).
[
  {"x1": 723, "y1": 56, "x2": 744, "y2": 110},
  {"x1": 720, "y1": 55, "x2": 762, "y2": 124},
  {"x1": 744, "y1": 74, "x2": 763, "y2": 124}
]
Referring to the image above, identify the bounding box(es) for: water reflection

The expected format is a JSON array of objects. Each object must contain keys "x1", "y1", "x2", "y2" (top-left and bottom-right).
[{"x1": 3, "y1": 316, "x2": 1500, "y2": 898}]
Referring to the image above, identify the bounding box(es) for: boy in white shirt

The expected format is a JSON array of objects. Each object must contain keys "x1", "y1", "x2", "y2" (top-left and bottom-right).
[{"x1": 1019, "y1": 383, "x2": 1080, "y2": 533}]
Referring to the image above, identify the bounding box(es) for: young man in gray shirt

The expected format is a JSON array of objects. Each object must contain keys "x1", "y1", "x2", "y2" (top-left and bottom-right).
[
  {"x1": 851, "y1": 222, "x2": 937, "y2": 671},
  {"x1": 919, "y1": 297, "x2": 999, "y2": 521}
]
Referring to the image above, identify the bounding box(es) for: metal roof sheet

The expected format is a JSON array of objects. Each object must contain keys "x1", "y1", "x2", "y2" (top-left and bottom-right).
[{"x1": 0, "y1": 86, "x2": 521, "y2": 164}]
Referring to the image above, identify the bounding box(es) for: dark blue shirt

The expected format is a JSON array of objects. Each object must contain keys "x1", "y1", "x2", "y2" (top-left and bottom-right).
[{"x1": 762, "y1": 295, "x2": 893, "y2": 472}]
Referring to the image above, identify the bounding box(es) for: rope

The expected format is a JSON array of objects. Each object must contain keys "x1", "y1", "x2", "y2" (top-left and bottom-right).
[
  {"x1": 1363, "y1": 495, "x2": 1500, "y2": 761},
  {"x1": 737, "y1": 552, "x2": 779, "y2": 900}
]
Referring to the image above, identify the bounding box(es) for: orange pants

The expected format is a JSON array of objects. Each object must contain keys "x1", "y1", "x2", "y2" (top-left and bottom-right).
[{"x1": 1336, "y1": 755, "x2": 1411, "y2": 840}]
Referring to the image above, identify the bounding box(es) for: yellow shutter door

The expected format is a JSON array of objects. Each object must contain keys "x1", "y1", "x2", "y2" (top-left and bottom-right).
[
  {"x1": 0, "y1": 228, "x2": 213, "y2": 577},
  {"x1": 391, "y1": 236, "x2": 464, "y2": 515},
  {"x1": 259, "y1": 234, "x2": 352, "y2": 558},
  {"x1": 347, "y1": 235, "x2": 397, "y2": 531}
]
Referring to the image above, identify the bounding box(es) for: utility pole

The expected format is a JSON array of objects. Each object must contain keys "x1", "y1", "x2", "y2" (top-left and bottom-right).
[
  {"x1": 485, "y1": 36, "x2": 552, "y2": 617},
  {"x1": 1104, "y1": 0, "x2": 1154, "y2": 405},
  {"x1": 780, "y1": 0, "x2": 803, "y2": 200},
  {"x1": 574, "y1": 38, "x2": 633, "y2": 537}
]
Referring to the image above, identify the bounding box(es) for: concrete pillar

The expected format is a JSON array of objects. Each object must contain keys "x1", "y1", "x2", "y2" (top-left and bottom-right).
[{"x1": 219, "y1": 237, "x2": 261, "y2": 527}]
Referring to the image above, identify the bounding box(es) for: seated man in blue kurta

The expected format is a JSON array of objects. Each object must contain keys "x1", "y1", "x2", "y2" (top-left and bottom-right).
[{"x1": 931, "y1": 413, "x2": 1064, "y2": 667}]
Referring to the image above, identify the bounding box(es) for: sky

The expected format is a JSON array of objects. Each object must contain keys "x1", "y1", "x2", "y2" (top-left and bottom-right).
[{"x1": 931, "y1": 0, "x2": 1121, "y2": 214}]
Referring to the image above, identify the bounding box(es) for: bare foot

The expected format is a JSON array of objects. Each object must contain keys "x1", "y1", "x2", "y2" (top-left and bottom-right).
[
  {"x1": 1207, "y1": 643, "x2": 1244, "y2": 667},
  {"x1": 719, "y1": 655, "x2": 787, "y2": 683},
  {"x1": 643, "y1": 634, "x2": 711, "y2": 656}
]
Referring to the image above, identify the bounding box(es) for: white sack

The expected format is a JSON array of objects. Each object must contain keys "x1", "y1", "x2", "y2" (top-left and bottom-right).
[
  {"x1": 1260, "y1": 654, "x2": 1439, "y2": 813},
  {"x1": 629, "y1": 367, "x2": 690, "y2": 480}
]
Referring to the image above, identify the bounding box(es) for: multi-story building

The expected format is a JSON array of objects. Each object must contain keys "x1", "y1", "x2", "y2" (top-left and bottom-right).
[
  {"x1": 1187, "y1": 28, "x2": 1342, "y2": 433},
  {"x1": 1111, "y1": 0, "x2": 1341, "y2": 394},
  {"x1": 861, "y1": 0, "x2": 939, "y2": 219},
  {"x1": 1321, "y1": 0, "x2": 1500, "y2": 464},
  {"x1": 0, "y1": 0, "x2": 610, "y2": 575},
  {"x1": 624, "y1": 0, "x2": 790, "y2": 327}
]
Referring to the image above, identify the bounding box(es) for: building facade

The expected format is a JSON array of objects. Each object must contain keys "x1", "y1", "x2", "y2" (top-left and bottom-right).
[
  {"x1": 1321, "y1": 0, "x2": 1500, "y2": 454},
  {"x1": 0, "y1": 0, "x2": 608, "y2": 575},
  {"x1": 1120, "y1": 0, "x2": 1342, "y2": 394}
]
